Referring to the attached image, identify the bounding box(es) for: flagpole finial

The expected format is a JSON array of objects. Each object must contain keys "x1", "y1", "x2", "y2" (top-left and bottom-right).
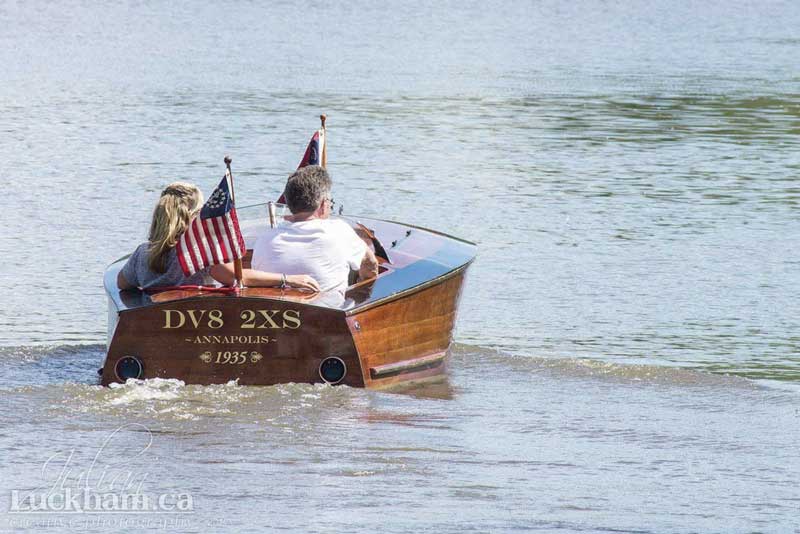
[
  {"x1": 320, "y1": 114, "x2": 326, "y2": 129},
  {"x1": 224, "y1": 156, "x2": 232, "y2": 168}
]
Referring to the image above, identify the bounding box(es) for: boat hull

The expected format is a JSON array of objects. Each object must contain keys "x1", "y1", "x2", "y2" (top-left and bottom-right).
[
  {"x1": 101, "y1": 268, "x2": 468, "y2": 389},
  {"x1": 348, "y1": 269, "x2": 466, "y2": 389}
]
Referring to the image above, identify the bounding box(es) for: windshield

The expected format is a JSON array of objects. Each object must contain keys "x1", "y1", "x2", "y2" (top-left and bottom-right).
[
  {"x1": 236, "y1": 202, "x2": 288, "y2": 224},
  {"x1": 236, "y1": 202, "x2": 289, "y2": 242}
]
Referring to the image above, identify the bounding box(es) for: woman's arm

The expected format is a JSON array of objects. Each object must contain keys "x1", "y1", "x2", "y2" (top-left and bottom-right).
[
  {"x1": 117, "y1": 247, "x2": 142, "y2": 289},
  {"x1": 210, "y1": 264, "x2": 320, "y2": 292},
  {"x1": 117, "y1": 270, "x2": 137, "y2": 290}
]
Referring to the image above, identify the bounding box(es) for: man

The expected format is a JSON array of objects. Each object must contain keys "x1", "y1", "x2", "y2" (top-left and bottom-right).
[{"x1": 251, "y1": 165, "x2": 378, "y2": 295}]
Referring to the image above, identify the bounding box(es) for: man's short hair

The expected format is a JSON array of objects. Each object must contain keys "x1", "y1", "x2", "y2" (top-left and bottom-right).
[{"x1": 283, "y1": 165, "x2": 332, "y2": 214}]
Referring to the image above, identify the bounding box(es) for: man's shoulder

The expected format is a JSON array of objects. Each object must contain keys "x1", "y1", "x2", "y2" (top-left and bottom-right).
[
  {"x1": 325, "y1": 218, "x2": 358, "y2": 235},
  {"x1": 256, "y1": 225, "x2": 282, "y2": 238},
  {"x1": 284, "y1": 218, "x2": 356, "y2": 236},
  {"x1": 255, "y1": 219, "x2": 356, "y2": 245}
]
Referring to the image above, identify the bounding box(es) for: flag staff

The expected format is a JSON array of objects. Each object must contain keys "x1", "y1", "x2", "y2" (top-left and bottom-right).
[
  {"x1": 224, "y1": 156, "x2": 244, "y2": 288},
  {"x1": 320, "y1": 114, "x2": 327, "y2": 168}
]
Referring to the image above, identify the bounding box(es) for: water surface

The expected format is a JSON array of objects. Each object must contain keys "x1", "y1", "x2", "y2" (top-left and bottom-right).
[{"x1": 1, "y1": 1, "x2": 799, "y2": 532}]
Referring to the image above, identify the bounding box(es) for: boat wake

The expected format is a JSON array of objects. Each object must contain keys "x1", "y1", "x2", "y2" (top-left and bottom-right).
[
  {"x1": 2, "y1": 341, "x2": 795, "y2": 430},
  {"x1": 450, "y1": 343, "x2": 764, "y2": 390},
  {"x1": 0, "y1": 341, "x2": 777, "y2": 395},
  {"x1": 0, "y1": 343, "x2": 105, "y2": 390}
]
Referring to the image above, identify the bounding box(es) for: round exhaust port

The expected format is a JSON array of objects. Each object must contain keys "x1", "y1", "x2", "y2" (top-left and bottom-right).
[
  {"x1": 319, "y1": 357, "x2": 347, "y2": 385},
  {"x1": 115, "y1": 356, "x2": 144, "y2": 382}
]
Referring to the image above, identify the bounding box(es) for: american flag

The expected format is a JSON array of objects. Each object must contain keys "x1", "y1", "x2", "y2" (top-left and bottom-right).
[
  {"x1": 177, "y1": 173, "x2": 246, "y2": 276},
  {"x1": 278, "y1": 128, "x2": 326, "y2": 203}
]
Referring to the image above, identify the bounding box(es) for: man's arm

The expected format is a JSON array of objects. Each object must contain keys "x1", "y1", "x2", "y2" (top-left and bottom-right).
[
  {"x1": 358, "y1": 248, "x2": 379, "y2": 282},
  {"x1": 210, "y1": 264, "x2": 320, "y2": 292}
]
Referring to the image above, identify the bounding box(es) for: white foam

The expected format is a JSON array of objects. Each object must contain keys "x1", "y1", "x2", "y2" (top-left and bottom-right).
[{"x1": 107, "y1": 377, "x2": 186, "y2": 405}]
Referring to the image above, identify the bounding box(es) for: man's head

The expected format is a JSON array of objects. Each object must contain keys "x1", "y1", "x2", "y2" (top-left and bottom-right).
[{"x1": 283, "y1": 165, "x2": 333, "y2": 216}]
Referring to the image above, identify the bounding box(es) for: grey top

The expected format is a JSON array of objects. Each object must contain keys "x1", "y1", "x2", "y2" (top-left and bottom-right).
[{"x1": 121, "y1": 243, "x2": 211, "y2": 289}]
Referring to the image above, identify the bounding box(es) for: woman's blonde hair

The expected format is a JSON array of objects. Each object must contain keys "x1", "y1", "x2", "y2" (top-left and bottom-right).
[{"x1": 147, "y1": 182, "x2": 203, "y2": 273}]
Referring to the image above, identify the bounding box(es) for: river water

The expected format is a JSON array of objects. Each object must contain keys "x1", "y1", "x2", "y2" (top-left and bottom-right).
[{"x1": 1, "y1": 1, "x2": 799, "y2": 532}]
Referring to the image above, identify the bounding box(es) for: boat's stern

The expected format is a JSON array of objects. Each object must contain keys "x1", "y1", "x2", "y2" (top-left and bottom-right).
[{"x1": 101, "y1": 292, "x2": 364, "y2": 387}]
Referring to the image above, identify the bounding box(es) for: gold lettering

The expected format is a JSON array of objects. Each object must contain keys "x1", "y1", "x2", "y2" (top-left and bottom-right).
[
  {"x1": 186, "y1": 333, "x2": 274, "y2": 344},
  {"x1": 257, "y1": 310, "x2": 281, "y2": 329},
  {"x1": 163, "y1": 310, "x2": 186, "y2": 329},
  {"x1": 200, "y1": 348, "x2": 264, "y2": 363},
  {"x1": 186, "y1": 310, "x2": 206, "y2": 328},
  {"x1": 282, "y1": 309, "x2": 301, "y2": 329},
  {"x1": 240, "y1": 310, "x2": 256, "y2": 328},
  {"x1": 208, "y1": 310, "x2": 224, "y2": 329}
]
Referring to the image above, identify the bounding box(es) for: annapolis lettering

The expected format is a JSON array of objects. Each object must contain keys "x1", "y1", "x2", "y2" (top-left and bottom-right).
[
  {"x1": 187, "y1": 335, "x2": 272, "y2": 345},
  {"x1": 162, "y1": 309, "x2": 302, "y2": 330}
]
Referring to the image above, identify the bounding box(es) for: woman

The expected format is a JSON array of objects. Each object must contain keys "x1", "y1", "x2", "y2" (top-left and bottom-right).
[{"x1": 117, "y1": 182, "x2": 319, "y2": 292}]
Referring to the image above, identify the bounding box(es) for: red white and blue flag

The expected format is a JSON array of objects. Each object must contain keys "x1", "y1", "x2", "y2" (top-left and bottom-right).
[
  {"x1": 297, "y1": 129, "x2": 325, "y2": 168},
  {"x1": 177, "y1": 173, "x2": 246, "y2": 276},
  {"x1": 278, "y1": 128, "x2": 326, "y2": 203}
]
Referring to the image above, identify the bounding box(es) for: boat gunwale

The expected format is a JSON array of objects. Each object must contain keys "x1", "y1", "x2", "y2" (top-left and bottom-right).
[
  {"x1": 345, "y1": 261, "x2": 472, "y2": 315},
  {"x1": 113, "y1": 292, "x2": 352, "y2": 316},
  {"x1": 109, "y1": 260, "x2": 472, "y2": 317}
]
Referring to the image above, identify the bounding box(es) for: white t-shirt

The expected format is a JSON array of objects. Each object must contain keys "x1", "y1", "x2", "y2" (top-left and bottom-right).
[{"x1": 251, "y1": 218, "x2": 367, "y2": 294}]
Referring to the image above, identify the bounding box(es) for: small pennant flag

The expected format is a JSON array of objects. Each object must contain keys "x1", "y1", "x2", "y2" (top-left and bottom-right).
[
  {"x1": 297, "y1": 129, "x2": 325, "y2": 168},
  {"x1": 278, "y1": 128, "x2": 326, "y2": 203},
  {"x1": 177, "y1": 173, "x2": 246, "y2": 276}
]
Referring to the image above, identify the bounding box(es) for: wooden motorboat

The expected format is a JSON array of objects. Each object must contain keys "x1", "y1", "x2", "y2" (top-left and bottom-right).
[{"x1": 100, "y1": 206, "x2": 476, "y2": 389}]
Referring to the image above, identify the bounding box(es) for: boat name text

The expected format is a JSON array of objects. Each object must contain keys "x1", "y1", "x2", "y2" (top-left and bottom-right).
[{"x1": 162, "y1": 309, "x2": 301, "y2": 330}]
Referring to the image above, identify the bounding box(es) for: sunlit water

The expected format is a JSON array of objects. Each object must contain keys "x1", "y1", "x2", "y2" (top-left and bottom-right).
[{"x1": 1, "y1": 1, "x2": 799, "y2": 532}]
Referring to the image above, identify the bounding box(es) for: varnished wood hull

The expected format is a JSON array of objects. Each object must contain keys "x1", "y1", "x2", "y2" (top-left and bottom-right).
[
  {"x1": 101, "y1": 268, "x2": 468, "y2": 389},
  {"x1": 348, "y1": 271, "x2": 466, "y2": 389},
  {"x1": 101, "y1": 214, "x2": 475, "y2": 389}
]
